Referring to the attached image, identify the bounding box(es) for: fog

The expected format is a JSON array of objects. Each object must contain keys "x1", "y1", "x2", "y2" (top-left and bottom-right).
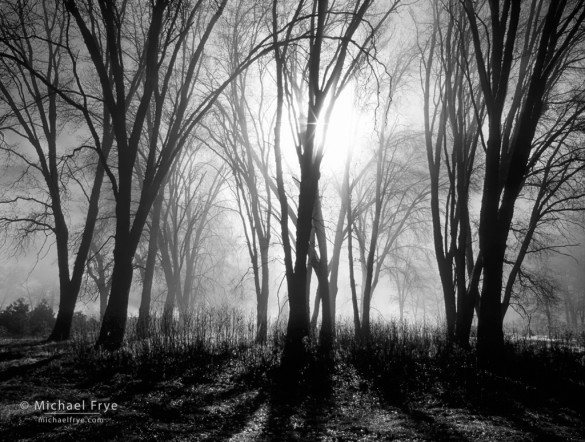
[{"x1": 0, "y1": 0, "x2": 584, "y2": 348}]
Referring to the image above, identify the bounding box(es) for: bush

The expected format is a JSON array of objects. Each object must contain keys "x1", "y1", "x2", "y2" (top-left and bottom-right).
[
  {"x1": 29, "y1": 299, "x2": 56, "y2": 336},
  {"x1": 71, "y1": 311, "x2": 100, "y2": 338},
  {"x1": 0, "y1": 298, "x2": 57, "y2": 337},
  {"x1": 0, "y1": 298, "x2": 30, "y2": 336}
]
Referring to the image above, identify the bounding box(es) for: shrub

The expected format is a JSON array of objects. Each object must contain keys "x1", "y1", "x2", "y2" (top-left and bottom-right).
[
  {"x1": 29, "y1": 299, "x2": 56, "y2": 336},
  {"x1": 0, "y1": 297, "x2": 57, "y2": 337},
  {"x1": 0, "y1": 298, "x2": 30, "y2": 336},
  {"x1": 71, "y1": 311, "x2": 100, "y2": 338}
]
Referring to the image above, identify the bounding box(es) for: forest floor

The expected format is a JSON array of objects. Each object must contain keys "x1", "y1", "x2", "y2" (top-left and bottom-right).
[{"x1": 0, "y1": 337, "x2": 584, "y2": 441}]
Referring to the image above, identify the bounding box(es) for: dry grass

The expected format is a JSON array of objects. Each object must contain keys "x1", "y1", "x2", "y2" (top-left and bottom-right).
[{"x1": 0, "y1": 310, "x2": 583, "y2": 441}]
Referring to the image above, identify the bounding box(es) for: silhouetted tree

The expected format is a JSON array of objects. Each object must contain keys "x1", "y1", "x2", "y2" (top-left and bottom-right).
[
  {"x1": 205, "y1": 3, "x2": 274, "y2": 342},
  {"x1": 272, "y1": 0, "x2": 399, "y2": 365},
  {"x1": 350, "y1": 124, "x2": 429, "y2": 337},
  {"x1": 422, "y1": 0, "x2": 585, "y2": 358},
  {"x1": 66, "y1": 0, "x2": 278, "y2": 350},
  {"x1": 463, "y1": 0, "x2": 585, "y2": 364},
  {"x1": 421, "y1": 0, "x2": 486, "y2": 347},
  {"x1": 0, "y1": 0, "x2": 112, "y2": 341}
]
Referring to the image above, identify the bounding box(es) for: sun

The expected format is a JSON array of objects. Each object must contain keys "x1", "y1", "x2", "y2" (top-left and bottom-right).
[
  {"x1": 277, "y1": 86, "x2": 362, "y2": 176},
  {"x1": 318, "y1": 87, "x2": 361, "y2": 173}
]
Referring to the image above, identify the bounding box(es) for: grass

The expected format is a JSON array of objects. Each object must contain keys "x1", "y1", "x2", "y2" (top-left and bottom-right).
[
  {"x1": 68, "y1": 313, "x2": 585, "y2": 411},
  {"x1": 1, "y1": 309, "x2": 584, "y2": 440}
]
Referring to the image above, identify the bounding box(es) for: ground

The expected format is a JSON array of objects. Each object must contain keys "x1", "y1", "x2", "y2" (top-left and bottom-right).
[{"x1": 0, "y1": 338, "x2": 583, "y2": 441}]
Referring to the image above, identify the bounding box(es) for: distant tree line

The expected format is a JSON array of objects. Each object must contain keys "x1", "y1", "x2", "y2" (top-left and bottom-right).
[{"x1": 0, "y1": 298, "x2": 97, "y2": 337}]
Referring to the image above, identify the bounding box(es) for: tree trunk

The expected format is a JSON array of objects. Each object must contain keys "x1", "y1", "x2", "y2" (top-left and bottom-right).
[
  {"x1": 344, "y1": 151, "x2": 361, "y2": 339},
  {"x1": 162, "y1": 275, "x2": 179, "y2": 334},
  {"x1": 99, "y1": 285, "x2": 108, "y2": 321},
  {"x1": 310, "y1": 288, "x2": 320, "y2": 332},
  {"x1": 137, "y1": 192, "x2": 163, "y2": 338},
  {"x1": 455, "y1": 256, "x2": 482, "y2": 348},
  {"x1": 477, "y1": 256, "x2": 506, "y2": 364},
  {"x1": 477, "y1": 132, "x2": 506, "y2": 364},
  {"x1": 49, "y1": 282, "x2": 76, "y2": 341},
  {"x1": 325, "y1": 184, "x2": 348, "y2": 331},
  {"x1": 96, "y1": 244, "x2": 134, "y2": 350},
  {"x1": 282, "y1": 165, "x2": 318, "y2": 367},
  {"x1": 47, "y1": 203, "x2": 72, "y2": 341},
  {"x1": 96, "y1": 170, "x2": 134, "y2": 350},
  {"x1": 256, "y1": 241, "x2": 270, "y2": 343},
  {"x1": 454, "y1": 288, "x2": 477, "y2": 348},
  {"x1": 256, "y1": 288, "x2": 269, "y2": 345},
  {"x1": 347, "y1": 214, "x2": 361, "y2": 339},
  {"x1": 314, "y1": 195, "x2": 333, "y2": 348}
]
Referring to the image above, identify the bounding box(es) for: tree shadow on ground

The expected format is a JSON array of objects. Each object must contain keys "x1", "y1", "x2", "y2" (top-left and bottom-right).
[
  {"x1": 0, "y1": 361, "x2": 270, "y2": 441},
  {"x1": 0, "y1": 340, "x2": 67, "y2": 383},
  {"x1": 472, "y1": 371, "x2": 585, "y2": 441},
  {"x1": 3, "y1": 338, "x2": 584, "y2": 441},
  {"x1": 0, "y1": 354, "x2": 62, "y2": 382},
  {"x1": 351, "y1": 350, "x2": 585, "y2": 441},
  {"x1": 263, "y1": 357, "x2": 335, "y2": 441}
]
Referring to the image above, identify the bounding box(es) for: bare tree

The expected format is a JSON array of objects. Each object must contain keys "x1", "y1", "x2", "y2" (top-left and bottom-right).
[
  {"x1": 85, "y1": 225, "x2": 114, "y2": 321},
  {"x1": 203, "y1": 3, "x2": 274, "y2": 342},
  {"x1": 135, "y1": 191, "x2": 162, "y2": 338},
  {"x1": 511, "y1": 263, "x2": 563, "y2": 337},
  {"x1": 422, "y1": 0, "x2": 585, "y2": 358},
  {"x1": 386, "y1": 241, "x2": 431, "y2": 323},
  {"x1": 349, "y1": 114, "x2": 429, "y2": 337},
  {"x1": 420, "y1": 1, "x2": 486, "y2": 347},
  {"x1": 271, "y1": 0, "x2": 399, "y2": 366},
  {"x1": 462, "y1": 0, "x2": 585, "y2": 363},
  {"x1": 158, "y1": 151, "x2": 224, "y2": 327},
  {"x1": 59, "y1": 0, "x2": 282, "y2": 349},
  {"x1": 550, "y1": 243, "x2": 585, "y2": 330},
  {"x1": 0, "y1": 0, "x2": 112, "y2": 340}
]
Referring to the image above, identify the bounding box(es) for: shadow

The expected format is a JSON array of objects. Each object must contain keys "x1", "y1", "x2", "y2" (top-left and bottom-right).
[
  {"x1": 130, "y1": 366, "x2": 272, "y2": 441},
  {"x1": 0, "y1": 338, "x2": 46, "y2": 348},
  {"x1": 0, "y1": 350, "x2": 26, "y2": 363},
  {"x1": 0, "y1": 364, "x2": 272, "y2": 441},
  {"x1": 396, "y1": 406, "x2": 471, "y2": 441},
  {"x1": 0, "y1": 354, "x2": 62, "y2": 382},
  {"x1": 502, "y1": 411, "x2": 585, "y2": 442},
  {"x1": 472, "y1": 372, "x2": 585, "y2": 441},
  {"x1": 0, "y1": 415, "x2": 134, "y2": 442},
  {"x1": 263, "y1": 356, "x2": 335, "y2": 441},
  {"x1": 0, "y1": 338, "x2": 65, "y2": 355},
  {"x1": 5, "y1": 336, "x2": 581, "y2": 441},
  {"x1": 349, "y1": 346, "x2": 585, "y2": 441},
  {"x1": 349, "y1": 354, "x2": 472, "y2": 441},
  {"x1": 199, "y1": 390, "x2": 267, "y2": 441}
]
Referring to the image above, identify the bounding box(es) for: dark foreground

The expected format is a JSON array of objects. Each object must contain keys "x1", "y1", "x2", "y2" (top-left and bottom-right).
[{"x1": 0, "y1": 328, "x2": 584, "y2": 441}]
